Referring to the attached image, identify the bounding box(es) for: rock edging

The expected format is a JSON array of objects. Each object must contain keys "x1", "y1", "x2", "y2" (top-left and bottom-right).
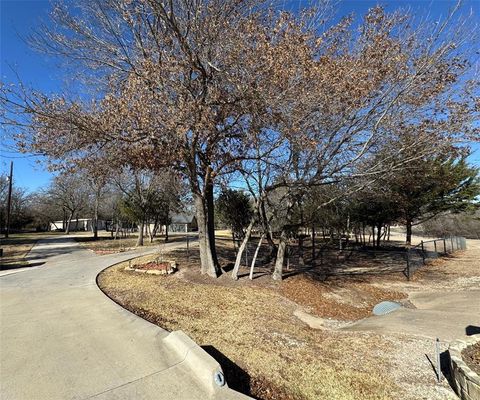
[
  {"x1": 125, "y1": 260, "x2": 177, "y2": 275},
  {"x1": 449, "y1": 334, "x2": 480, "y2": 400}
]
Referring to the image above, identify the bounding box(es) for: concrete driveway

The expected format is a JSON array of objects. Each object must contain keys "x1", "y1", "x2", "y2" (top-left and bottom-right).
[
  {"x1": 0, "y1": 236, "x2": 248, "y2": 400},
  {"x1": 345, "y1": 289, "x2": 480, "y2": 341}
]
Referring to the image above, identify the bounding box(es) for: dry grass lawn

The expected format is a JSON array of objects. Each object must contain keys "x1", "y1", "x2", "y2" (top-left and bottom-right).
[
  {"x1": 75, "y1": 232, "x2": 188, "y2": 254},
  {"x1": 0, "y1": 232, "x2": 60, "y2": 269},
  {"x1": 98, "y1": 238, "x2": 479, "y2": 400},
  {"x1": 99, "y1": 252, "x2": 403, "y2": 400}
]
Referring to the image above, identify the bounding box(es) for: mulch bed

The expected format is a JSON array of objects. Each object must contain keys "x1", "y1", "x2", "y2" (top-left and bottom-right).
[
  {"x1": 462, "y1": 342, "x2": 480, "y2": 375},
  {"x1": 134, "y1": 261, "x2": 171, "y2": 271},
  {"x1": 280, "y1": 275, "x2": 407, "y2": 320},
  {"x1": 93, "y1": 249, "x2": 127, "y2": 255}
]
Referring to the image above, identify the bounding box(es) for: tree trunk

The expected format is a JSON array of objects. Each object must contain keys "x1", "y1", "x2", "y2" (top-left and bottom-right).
[
  {"x1": 273, "y1": 230, "x2": 288, "y2": 281},
  {"x1": 165, "y1": 223, "x2": 169, "y2": 242},
  {"x1": 194, "y1": 193, "x2": 220, "y2": 277},
  {"x1": 148, "y1": 223, "x2": 154, "y2": 243},
  {"x1": 376, "y1": 223, "x2": 382, "y2": 248},
  {"x1": 298, "y1": 233, "x2": 304, "y2": 266},
  {"x1": 205, "y1": 181, "x2": 219, "y2": 267},
  {"x1": 152, "y1": 218, "x2": 159, "y2": 240},
  {"x1": 311, "y1": 224, "x2": 316, "y2": 266},
  {"x1": 232, "y1": 217, "x2": 255, "y2": 280},
  {"x1": 136, "y1": 220, "x2": 144, "y2": 247},
  {"x1": 260, "y1": 200, "x2": 277, "y2": 261},
  {"x1": 249, "y1": 234, "x2": 264, "y2": 280},
  {"x1": 93, "y1": 194, "x2": 99, "y2": 240},
  {"x1": 65, "y1": 212, "x2": 73, "y2": 235},
  {"x1": 406, "y1": 218, "x2": 413, "y2": 245},
  {"x1": 62, "y1": 208, "x2": 67, "y2": 232}
]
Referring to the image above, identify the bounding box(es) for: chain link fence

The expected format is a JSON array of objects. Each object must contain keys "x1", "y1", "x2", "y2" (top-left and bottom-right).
[{"x1": 405, "y1": 236, "x2": 467, "y2": 280}]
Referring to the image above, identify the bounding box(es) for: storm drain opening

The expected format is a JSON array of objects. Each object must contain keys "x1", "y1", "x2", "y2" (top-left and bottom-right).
[{"x1": 372, "y1": 301, "x2": 403, "y2": 316}]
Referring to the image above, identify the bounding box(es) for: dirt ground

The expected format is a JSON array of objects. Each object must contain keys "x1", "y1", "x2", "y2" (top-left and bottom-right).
[
  {"x1": 98, "y1": 237, "x2": 480, "y2": 400},
  {"x1": 373, "y1": 239, "x2": 480, "y2": 293}
]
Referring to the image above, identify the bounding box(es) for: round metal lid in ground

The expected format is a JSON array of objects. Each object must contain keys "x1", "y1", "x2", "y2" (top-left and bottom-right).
[{"x1": 372, "y1": 301, "x2": 403, "y2": 316}]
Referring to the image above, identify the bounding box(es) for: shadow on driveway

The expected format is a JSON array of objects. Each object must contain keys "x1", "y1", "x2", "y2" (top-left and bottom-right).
[
  {"x1": 0, "y1": 261, "x2": 45, "y2": 271},
  {"x1": 26, "y1": 236, "x2": 84, "y2": 261},
  {"x1": 466, "y1": 325, "x2": 480, "y2": 336}
]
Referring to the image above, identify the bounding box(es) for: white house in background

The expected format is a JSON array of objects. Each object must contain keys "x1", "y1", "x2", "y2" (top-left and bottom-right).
[
  {"x1": 169, "y1": 213, "x2": 197, "y2": 233},
  {"x1": 50, "y1": 219, "x2": 106, "y2": 232},
  {"x1": 148, "y1": 213, "x2": 198, "y2": 235}
]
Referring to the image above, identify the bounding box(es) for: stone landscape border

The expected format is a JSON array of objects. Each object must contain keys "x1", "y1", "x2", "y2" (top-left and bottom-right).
[
  {"x1": 449, "y1": 334, "x2": 480, "y2": 400},
  {"x1": 125, "y1": 259, "x2": 177, "y2": 275}
]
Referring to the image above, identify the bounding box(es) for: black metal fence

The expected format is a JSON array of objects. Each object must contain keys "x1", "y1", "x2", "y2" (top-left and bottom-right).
[
  {"x1": 220, "y1": 235, "x2": 467, "y2": 281},
  {"x1": 405, "y1": 236, "x2": 467, "y2": 280}
]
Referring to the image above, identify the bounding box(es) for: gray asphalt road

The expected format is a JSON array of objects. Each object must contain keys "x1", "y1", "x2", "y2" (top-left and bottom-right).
[{"x1": 0, "y1": 236, "x2": 248, "y2": 400}]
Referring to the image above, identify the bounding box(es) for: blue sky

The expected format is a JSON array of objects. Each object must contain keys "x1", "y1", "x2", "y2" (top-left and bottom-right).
[
  {"x1": 1, "y1": 0, "x2": 479, "y2": 192},
  {"x1": 1, "y1": 0, "x2": 58, "y2": 191}
]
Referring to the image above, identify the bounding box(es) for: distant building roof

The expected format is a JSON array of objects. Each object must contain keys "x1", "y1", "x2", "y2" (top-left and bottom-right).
[{"x1": 170, "y1": 213, "x2": 195, "y2": 224}]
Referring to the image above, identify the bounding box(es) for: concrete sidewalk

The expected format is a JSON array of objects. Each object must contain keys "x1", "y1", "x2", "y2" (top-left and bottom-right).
[
  {"x1": 0, "y1": 236, "x2": 249, "y2": 399},
  {"x1": 345, "y1": 289, "x2": 480, "y2": 341}
]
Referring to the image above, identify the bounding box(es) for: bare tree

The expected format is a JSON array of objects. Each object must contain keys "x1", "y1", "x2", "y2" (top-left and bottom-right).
[
  {"x1": 114, "y1": 168, "x2": 185, "y2": 246},
  {"x1": 1, "y1": 1, "x2": 478, "y2": 279},
  {"x1": 48, "y1": 173, "x2": 89, "y2": 234}
]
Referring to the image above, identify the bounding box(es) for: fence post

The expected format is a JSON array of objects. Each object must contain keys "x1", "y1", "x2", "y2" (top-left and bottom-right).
[
  {"x1": 451, "y1": 237, "x2": 454, "y2": 252},
  {"x1": 443, "y1": 238, "x2": 447, "y2": 254},
  {"x1": 406, "y1": 249, "x2": 411, "y2": 281},
  {"x1": 434, "y1": 240, "x2": 437, "y2": 254},
  {"x1": 420, "y1": 241, "x2": 426, "y2": 264},
  {"x1": 436, "y1": 338, "x2": 442, "y2": 383}
]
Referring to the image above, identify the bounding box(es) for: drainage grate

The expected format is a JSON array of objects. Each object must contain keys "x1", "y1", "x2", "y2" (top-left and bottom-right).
[{"x1": 372, "y1": 301, "x2": 403, "y2": 316}]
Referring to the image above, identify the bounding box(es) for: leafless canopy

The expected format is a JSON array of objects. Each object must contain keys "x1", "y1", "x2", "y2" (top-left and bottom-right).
[{"x1": 1, "y1": 0, "x2": 478, "y2": 277}]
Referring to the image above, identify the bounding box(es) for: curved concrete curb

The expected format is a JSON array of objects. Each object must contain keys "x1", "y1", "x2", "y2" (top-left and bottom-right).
[
  {"x1": 449, "y1": 334, "x2": 480, "y2": 400},
  {"x1": 163, "y1": 331, "x2": 229, "y2": 394},
  {"x1": 1, "y1": 237, "x2": 251, "y2": 399},
  {"x1": 98, "y1": 255, "x2": 252, "y2": 399}
]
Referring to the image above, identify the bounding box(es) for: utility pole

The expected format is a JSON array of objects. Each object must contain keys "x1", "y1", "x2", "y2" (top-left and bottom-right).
[{"x1": 5, "y1": 161, "x2": 13, "y2": 238}]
